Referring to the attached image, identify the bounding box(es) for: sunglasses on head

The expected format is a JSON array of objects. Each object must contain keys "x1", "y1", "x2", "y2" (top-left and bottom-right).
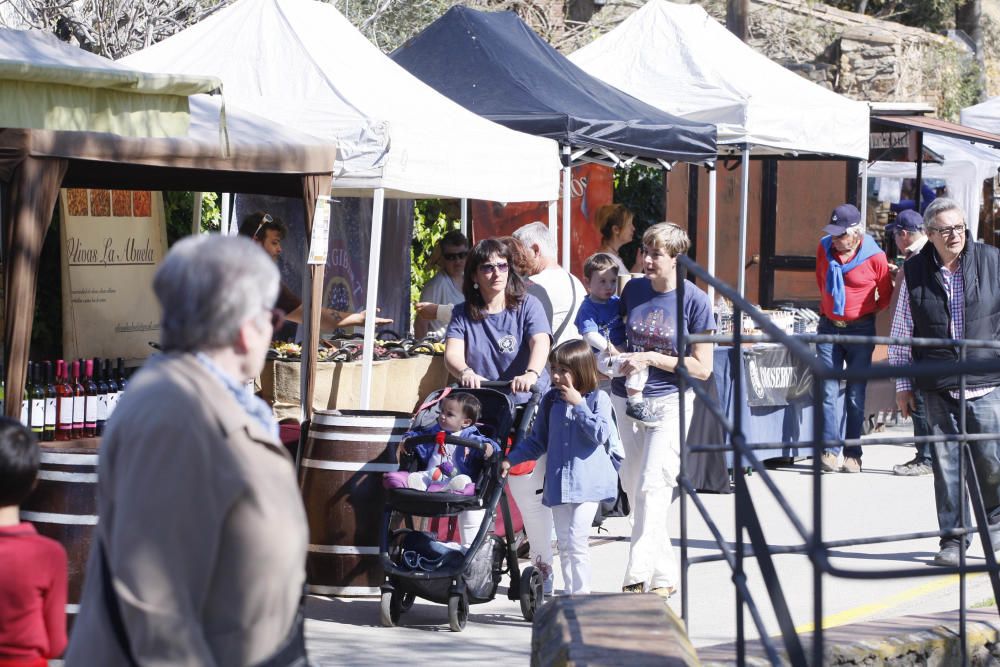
[
  {"x1": 252, "y1": 213, "x2": 274, "y2": 240},
  {"x1": 443, "y1": 250, "x2": 468, "y2": 261}
]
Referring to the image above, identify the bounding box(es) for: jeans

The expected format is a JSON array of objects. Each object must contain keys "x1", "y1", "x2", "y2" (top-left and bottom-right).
[
  {"x1": 611, "y1": 391, "x2": 692, "y2": 590},
  {"x1": 552, "y1": 501, "x2": 599, "y2": 595},
  {"x1": 923, "y1": 388, "x2": 1000, "y2": 547},
  {"x1": 912, "y1": 389, "x2": 932, "y2": 462},
  {"x1": 816, "y1": 317, "x2": 875, "y2": 460}
]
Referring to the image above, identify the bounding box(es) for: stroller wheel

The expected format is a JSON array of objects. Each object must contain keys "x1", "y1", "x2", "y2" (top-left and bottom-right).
[
  {"x1": 447, "y1": 592, "x2": 469, "y2": 632},
  {"x1": 379, "y1": 591, "x2": 403, "y2": 627},
  {"x1": 519, "y1": 565, "x2": 544, "y2": 622},
  {"x1": 399, "y1": 591, "x2": 416, "y2": 612}
]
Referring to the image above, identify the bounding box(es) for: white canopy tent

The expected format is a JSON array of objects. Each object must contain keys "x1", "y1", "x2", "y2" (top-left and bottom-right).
[
  {"x1": 868, "y1": 134, "x2": 1000, "y2": 241},
  {"x1": 569, "y1": 0, "x2": 870, "y2": 297},
  {"x1": 123, "y1": 0, "x2": 562, "y2": 410},
  {"x1": 961, "y1": 97, "x2": 1000, "y2": 134}
]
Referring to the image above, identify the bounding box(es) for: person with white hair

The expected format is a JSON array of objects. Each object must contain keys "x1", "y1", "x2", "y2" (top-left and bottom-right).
[
  {"x1": 815, "y1": 204, "x2": 892, "y2": 474},
  {"x1": 67, "y1": 235, "x2": 308, "y2": 666},
  {"x1": 513, "y1": 221, "x2": 585, "y2": 346}
]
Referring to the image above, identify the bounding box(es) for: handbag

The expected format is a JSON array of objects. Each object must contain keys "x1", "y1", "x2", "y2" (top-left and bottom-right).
[{"x1": 100, "y1": 538, "x2": 310, "y2": 667}]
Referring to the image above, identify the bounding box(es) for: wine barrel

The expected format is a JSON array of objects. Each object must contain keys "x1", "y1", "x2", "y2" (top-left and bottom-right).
[
  {"x1": 299, "y1": 409, "x2": 409, "y2": 596},
  {"x1": 20, "y1": 440, "x2": 100, "y2": 630}
]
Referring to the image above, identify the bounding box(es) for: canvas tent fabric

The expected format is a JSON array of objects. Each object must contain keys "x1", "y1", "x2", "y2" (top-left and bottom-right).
[
  {"x1": 121, "y1": 0, "x2": 560, "y2": 202},
  {"x1": 868, "y1": 134, "x2": 1000, "y2": 240},
  {"x1": 0, "y1": 93, "x2": 337, "y2": 420},
  {"x1": 390, "y1": 6, "x2": 717, "y2": 164},
  {"x1": 961, "y1": 97, "x2": 1000, "y2": 133},
  {"x1": 0, "y1": 27, "x2": 221, "y2": 137},
  {"x1": 567, "y1": 0, "x2": 869, "y2": 160}
]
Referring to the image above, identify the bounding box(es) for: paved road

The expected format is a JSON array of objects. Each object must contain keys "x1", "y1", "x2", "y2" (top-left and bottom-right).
[{"x1": 304, "y1": 423, "x2": 997, "y2": 665}]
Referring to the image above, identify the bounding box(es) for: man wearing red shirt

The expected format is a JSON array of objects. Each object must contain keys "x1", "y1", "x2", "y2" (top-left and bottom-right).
[{"x1": 815, "y1": 204, "x2": 892, "y2": 473}]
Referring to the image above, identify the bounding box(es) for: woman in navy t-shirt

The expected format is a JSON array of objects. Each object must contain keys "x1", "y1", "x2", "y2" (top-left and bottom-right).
[
  {"x1": 612, "y1": 223, "x2": 715, "y2": 599},
  {"x1": 444, "y1": 238, "x2": 555, "y2": 592}
]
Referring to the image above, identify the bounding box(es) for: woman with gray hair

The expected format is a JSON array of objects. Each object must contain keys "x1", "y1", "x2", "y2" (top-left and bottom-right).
[{"x1": 67, "y1": 235, "x2": 308, "y2": 666}]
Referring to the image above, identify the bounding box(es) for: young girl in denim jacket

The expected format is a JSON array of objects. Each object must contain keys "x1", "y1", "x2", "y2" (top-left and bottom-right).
[{"x1": 502, "y1": 339, "x2": 621, "y2": 595}]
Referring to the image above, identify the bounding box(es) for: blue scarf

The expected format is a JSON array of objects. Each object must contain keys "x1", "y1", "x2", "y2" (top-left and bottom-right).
[{"x1": 821, "y1": 234, "x2": 883, "y2": 317}]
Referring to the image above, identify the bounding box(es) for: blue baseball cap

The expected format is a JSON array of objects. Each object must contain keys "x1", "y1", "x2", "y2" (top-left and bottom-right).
[
  {"x1": 886, "y1": 209, "x2": 923, "y2": 233},
  {"x1": 823, "y1": 204, "x2": 863, "y2": 237}
]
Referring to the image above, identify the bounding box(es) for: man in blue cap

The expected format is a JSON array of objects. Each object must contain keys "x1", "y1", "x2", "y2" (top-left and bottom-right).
[
  {"x1": 815, "y1": 204, "x2": 893, "y2": 473},
  {"x1": 880, "y1": 210, "x2": 932, "y2": 476}
]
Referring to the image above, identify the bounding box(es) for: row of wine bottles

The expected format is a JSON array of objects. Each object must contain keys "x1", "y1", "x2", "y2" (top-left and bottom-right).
[{"x1": 19, "y1": 358, "x2": 128, "y2": 441}]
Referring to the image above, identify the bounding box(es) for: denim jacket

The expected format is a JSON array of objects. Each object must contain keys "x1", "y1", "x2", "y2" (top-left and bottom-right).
[
  {"x1": 403, "y1": 424, "x2": 494, "y2": 479},
  {"x1": 507, "y1": 388, "x2": 619, "y2": 506}
]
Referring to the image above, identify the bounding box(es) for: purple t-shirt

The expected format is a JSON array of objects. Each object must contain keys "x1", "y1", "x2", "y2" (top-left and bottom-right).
[
  {"x1": 612, "y1": 277, "x2": 715, "y2": 398},
  {"x1": 445, "y1": 294, "x2": 552, "y2": 404}
]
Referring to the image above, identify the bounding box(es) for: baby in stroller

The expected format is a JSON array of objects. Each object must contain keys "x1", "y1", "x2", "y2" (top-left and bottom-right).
[{"x1": 384, "y1": 392, "x2": 496, "y2": 543}]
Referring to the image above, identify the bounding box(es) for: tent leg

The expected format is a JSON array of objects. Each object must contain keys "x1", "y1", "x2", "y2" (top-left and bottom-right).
[
  {"x1": 737, "y1": 147, "x2": 750, "y2": 298},
  {"x1": 707, "y1": 165, "x2": 717, "y2": 306},
  {"x1": 192, "y1": 192, "x2": 204, "y2": 236},
  {"x1": 859, "y1": 161, "x2": 869, "y2": 225},
  {"x1": 360, "y1": 188, "x2": 386, "y2": 411},
  {"x1": 561, "y1": 145, "x2": 572, "y2": 271},
  {"x1": 221, "y1": 192, "x2": 231, "y2": 235},
  {"x1": 548, "y1": 200, "x2": 557, "y2": 231},
  {"x1": 460, "y1": 198, "x2": 468, "y2": 237}
]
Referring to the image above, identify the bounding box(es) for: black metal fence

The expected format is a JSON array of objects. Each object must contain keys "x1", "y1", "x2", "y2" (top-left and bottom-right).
[{"x1": 674, "y1": 254, "x2": 1000, "y2": 665}]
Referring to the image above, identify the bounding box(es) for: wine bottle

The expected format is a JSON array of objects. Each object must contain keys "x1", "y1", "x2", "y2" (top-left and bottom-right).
[
  {"x1": 116, "y1": 358, "x2": 127, "y2": 392},
  {"x1": 43, "y1": 361, "x2": 56, "y2": 442},
  {"x1": 29, "y1": 362, "x2": 44, "y2": 439},
  {"x1": 83, "y1": 359, "x2": 98, "y2": 438},
  {"x1": 55, "y1": 360, "x2": 73, "y2": 441},
  {"x1": 94, "y1": 358, "x2": 109, "y2": 436},
  {"x1": 105, "y1": 359, "x2": 119, "y2": 420},
  {"x1": 20, "y1": 362, "x2": 30, "y2": 427},
  {"x1": 71, "y1": 360, "x2": 85, "y2": 439}
]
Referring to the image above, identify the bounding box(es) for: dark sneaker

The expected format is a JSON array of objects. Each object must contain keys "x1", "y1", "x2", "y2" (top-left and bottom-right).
[
  {"x1": 932, "y1": 543, "x2": 963, "y2": 567},
  {"x1": 626, "y1": 400, "x2": 655, "y2": 423},
  {"x1": 622, "y1": 583, "x2": 644, "y2": 593},
  {"x1": 893, "y1": 457, "x2": 933, "y2": 476}
]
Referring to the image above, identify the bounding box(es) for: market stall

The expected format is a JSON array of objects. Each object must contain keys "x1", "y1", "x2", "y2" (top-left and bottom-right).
[{"x1": 121, "y1": 0, "x2": 564, "y2": 411}]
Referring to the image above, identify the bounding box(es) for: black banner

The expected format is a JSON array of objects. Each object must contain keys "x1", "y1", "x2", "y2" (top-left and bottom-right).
[{"x1": 742, "y1": 345, "x2": 813, "y2": 407}]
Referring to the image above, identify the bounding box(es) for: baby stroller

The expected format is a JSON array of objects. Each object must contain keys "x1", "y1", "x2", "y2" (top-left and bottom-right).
[{"x1": 378, "y1": 381, "x2": 542, "y2": 631}]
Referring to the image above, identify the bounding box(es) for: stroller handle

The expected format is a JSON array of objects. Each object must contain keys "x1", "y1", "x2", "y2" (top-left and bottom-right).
[
  {"x1": 404, "y1": 433, "x2": 497, "y2": 457},
  {"x1": 459, "y1": 380, "x2": 542, "y2": 396}
]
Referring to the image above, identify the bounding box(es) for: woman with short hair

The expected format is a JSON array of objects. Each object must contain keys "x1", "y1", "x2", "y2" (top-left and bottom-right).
[
  {"x1": 67, "y1": 235, "x2": 308, "y2": 666},
  {"x1": 613, "y1": 222, "x2": 715, "y2": 599}
]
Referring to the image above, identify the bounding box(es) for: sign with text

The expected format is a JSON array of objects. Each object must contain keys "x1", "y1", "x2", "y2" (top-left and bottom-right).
[{"x1": 59, "y1": 189, "x2": 168, "y2": 364}]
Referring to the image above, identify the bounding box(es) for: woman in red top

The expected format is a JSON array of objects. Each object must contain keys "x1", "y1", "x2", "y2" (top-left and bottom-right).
[{"x1": 0, "y1": 418, "x2": 68, "y2": 666}]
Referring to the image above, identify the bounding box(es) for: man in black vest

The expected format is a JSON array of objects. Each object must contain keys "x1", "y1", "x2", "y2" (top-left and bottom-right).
[{"x1": 888, "y1": 197, "x2": 1000, "y2": 567}]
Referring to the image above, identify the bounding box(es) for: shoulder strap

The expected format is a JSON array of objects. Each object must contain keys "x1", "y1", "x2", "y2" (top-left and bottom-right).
[{"x1": 552, "y1": 272, "x2": 577, "y2": 342}]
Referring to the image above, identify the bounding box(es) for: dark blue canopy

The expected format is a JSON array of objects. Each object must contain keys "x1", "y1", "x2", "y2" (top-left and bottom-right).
[{"x1": 392, "y1": 6, "x2": 717, "y2": 164}]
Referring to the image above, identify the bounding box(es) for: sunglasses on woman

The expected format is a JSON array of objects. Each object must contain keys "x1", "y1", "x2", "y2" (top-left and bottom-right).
[{"x1": 478, "y1": 262, "x2": 509, "y2": 274}]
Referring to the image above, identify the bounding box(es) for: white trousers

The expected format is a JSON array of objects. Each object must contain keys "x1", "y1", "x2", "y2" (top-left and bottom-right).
[
  {"x1": 506, "y1": 455, "x2": 554, "y2": 572},
  {"x1": 611, "y1": 391, "x2": 692, "y2": 590},
  {"x1": 551, "y1": 502, "x2": 599, "y2": 595},
  {"x1": 458, "y1": 509, "x2": 486, "y2": 546}
]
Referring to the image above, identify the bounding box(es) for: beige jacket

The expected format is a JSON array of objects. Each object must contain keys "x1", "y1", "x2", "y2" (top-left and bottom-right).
[{"x1": 66, "y1": 353, "x2": 307, "y2": 667}]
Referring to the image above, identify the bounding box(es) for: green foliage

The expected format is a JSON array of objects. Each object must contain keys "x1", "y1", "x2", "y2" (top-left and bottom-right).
[
  {"x1": 927, "y1": 43, "x2": 983, "y2": 121},
  {"x1": 410, "y1": 199, "x2": 460, "y2": 307},
  {"x1": 162, "y1": 191, "x2": 222, "y2": 246},
  {"x1": 613, "y1": 165, "x2": 665, "y2": 268},
  {"x1": 332, "y1": 0, "x2": 455, "y2": 52}
]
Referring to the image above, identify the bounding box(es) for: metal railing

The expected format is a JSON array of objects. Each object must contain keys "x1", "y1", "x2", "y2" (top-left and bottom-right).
[{"x1": 674, "y1": 254, "x2": 1000, "y2": 665}]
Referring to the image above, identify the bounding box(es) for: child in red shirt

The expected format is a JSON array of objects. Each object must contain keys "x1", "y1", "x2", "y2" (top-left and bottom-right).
[{"x1": 0, "y1": 418, "x2": 67, "y2": 666}]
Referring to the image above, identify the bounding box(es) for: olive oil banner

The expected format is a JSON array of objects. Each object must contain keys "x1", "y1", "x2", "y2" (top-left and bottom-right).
[{"x1": 59, "y1": 189, "x2": 167, "y2": 364}]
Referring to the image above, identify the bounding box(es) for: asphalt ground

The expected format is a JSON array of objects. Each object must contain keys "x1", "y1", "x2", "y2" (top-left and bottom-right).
[{"x1": 305, "y1": 422, "x2": 997, "y2": 665}]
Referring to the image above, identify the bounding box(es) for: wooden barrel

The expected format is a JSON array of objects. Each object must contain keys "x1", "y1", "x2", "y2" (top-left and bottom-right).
[
  {"x1": 299, "y1": 409, "x2": 409, "y2": 596},
  {"x1": 20, "y1": 440, "x2": 100, "y2": 630}
]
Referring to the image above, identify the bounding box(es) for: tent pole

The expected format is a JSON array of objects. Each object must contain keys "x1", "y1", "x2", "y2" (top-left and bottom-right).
[
  {"x1": 360, "y1": 188, "x2": 386, "y2": 410},
  {"x1": 460, "y1": 198, "x2": 469, "y2": 237},
  {"x1": 221, "y1": 192, "x2": 231, "y2": 235},
  {"x1": 859, "y1": 161, "x2": 868, "y2": 226},
  {"x1": 191, "y1": 192, "x2": 204, "y2": 235},
  {"x1": 737, "y1": 146, "x2": 750, "y2": 298},
  {"x1": 561, "y1": 144, "x2": 571, "y2": 271},
  {"x1": 707, "y1": 165, "x2": 718, "y2": 306},
  {"x1": 915, "y1": 132, "x2": 924, "y2": 212},
  {"x1": 548, "y1": 200, "x2": 557, "y2": 231}
]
